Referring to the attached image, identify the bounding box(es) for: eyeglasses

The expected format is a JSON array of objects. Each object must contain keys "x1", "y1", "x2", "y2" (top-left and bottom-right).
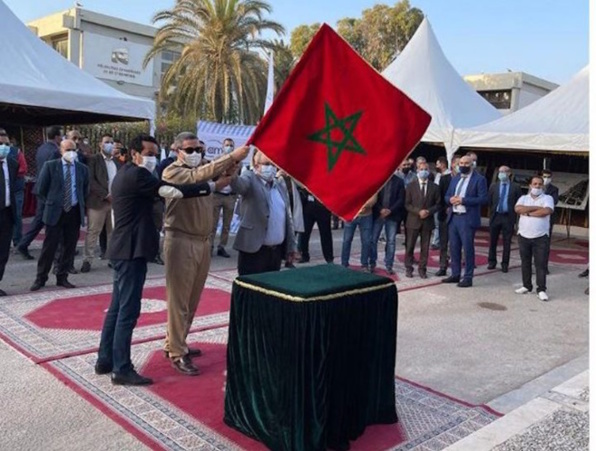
[
  {"x1": 181, "y1": 147, "x2": 203, "y2": 154},
  {"x1": 72, "y1": 137, "x2": 81, "y2": 141}
]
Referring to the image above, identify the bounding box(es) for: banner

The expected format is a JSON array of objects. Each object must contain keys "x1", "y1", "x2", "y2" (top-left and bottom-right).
[{"x1": 197, "y1": 120, "x2": 255, "y2": 165}]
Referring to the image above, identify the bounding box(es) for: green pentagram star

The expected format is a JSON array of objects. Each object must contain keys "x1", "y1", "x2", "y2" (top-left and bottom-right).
[{"x1": 307, "y1": 103, "x2": 367, "y2": 171}]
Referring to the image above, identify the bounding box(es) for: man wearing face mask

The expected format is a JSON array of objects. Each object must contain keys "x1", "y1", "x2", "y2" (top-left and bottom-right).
[
  {"x1": 161, "y1": 133, "x2": 248, "y2": 376},
  {"x1": 0, "y1": 134, "x2": 18, "y2": 295},
  {"x1": 442, "y1": 155, "x2": 488, "y2": 288},
  {"x1": 231, "y1": 150, "x2": 296, "y2": 276},
  {"x1": 514, "y1": 176, "x2": 554, "y2": 301},
  {"x1": 30, "y1": 140, "x2": 89, "y2": 291},
  {"x1": 538, "y1": 169, "x2": 559, "y2": 274},
  {"x1": 211, "y1": 137, "x2": 239, "y2": 258},
  {"x1": 404, "y1": 161, "x2": 441, "y2": 278},
  {"x1": 81, "y1": 134, "x2": 120, "y2": 273},
  {"x1": 156, "y1": 140, "x2": 179, "y2": 179},
  {"x1": 487, "y1": 166, "x2": 522, "y2": 273},
  {"x1": 434, "y1": 156, "x2": 454, "y2": 277},
  {"x1": 96, "y1": 134, "x2": 215, "y2": 385}
]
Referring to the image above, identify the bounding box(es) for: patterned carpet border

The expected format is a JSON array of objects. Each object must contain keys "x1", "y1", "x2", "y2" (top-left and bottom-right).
[
  {"x1": 43, "y1": 327, "x2": 501, "y2": 451},
  {"x1": 0, "y1": 276, "x2": 232, "y2": 363}
]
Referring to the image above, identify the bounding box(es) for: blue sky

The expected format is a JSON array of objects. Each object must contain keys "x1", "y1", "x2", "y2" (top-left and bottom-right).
[{"x1": 4, "y1": 0, "x2": 588, "y2": 84}]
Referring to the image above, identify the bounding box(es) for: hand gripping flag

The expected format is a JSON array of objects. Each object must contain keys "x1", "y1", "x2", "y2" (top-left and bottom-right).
[{"x1": 248, "y1": 24, "x2": 431, "y2": 221}]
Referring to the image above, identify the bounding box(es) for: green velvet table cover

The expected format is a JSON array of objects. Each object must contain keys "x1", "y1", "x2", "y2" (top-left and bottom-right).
[{"x1": 224, "y1": 264, "x2": 398, "y2": 451}]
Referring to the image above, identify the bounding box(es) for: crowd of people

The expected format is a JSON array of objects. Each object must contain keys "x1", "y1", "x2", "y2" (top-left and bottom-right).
[{"x1": 0, "y1": 127, "x2": 565, "y2": 384}]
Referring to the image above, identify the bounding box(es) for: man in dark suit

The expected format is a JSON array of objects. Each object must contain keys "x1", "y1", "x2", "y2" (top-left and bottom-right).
[
  {"x1": 370, "y1": 173, "x2": 405, "y2": 275},
  {"x1": 434, "y1": 156, "x2": 456, "y2": 276},
  {"x1": 487, "y1": 166, "x2": 522, "y2": 273},
  {"x1": 16, "y1": 126, "x2": 63, "y2": 260},
  {"x1": 539, "y1": 169, "x2": 559, "y2": 273},
  {"x1": 0, "y1": 135, "x2": 17, "y2": 296},
  {"x1": 442, "y1": 155, "x2": 488, "y2": 287},
  {"x1": 297, "y1": 187, "x2": 334, "y2": 264},
  {"x1": 404, "y1": 161, "x2": 441, "y2": 278},
  {"x1": 81, "y1": 134, "x2": 120, "y2": 273},
  {"x1": 231, "y1": 150, "x2": 296, "y2": 276},
  {"x1": 30, "y1": 139, "x2": 89, "y2": 291},
  {"x1": 95, "y1": 134, "x2": 214, "y2": 386}
]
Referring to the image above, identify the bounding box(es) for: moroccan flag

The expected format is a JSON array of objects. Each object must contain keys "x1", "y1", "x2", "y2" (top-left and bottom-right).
[{"x1": 248, "y1": 23, "x2": 431, "y2": 221}]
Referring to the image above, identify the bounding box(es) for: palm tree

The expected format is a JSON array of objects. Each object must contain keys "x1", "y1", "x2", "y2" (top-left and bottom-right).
[
  {"x1": 145, "y1": 0, "x2": 285, "y2": 124},
  {"x1": 271, "y1": 39, "x2": 295, "y2": 92}
]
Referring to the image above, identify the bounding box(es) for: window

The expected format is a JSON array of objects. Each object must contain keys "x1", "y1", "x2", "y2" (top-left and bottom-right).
[
  {"x1": 160, "y1": 50, "x2": 181, "y2": 78},
  {"x1": 51, "y1": 34, "x2": 68, "y2": 59},
  {"x1": 478, "y1": 90, "x2": 512, "y2": 110}
]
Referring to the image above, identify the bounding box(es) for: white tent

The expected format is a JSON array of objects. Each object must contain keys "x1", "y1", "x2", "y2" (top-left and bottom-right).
[
  {"x1": 0, "y1": 0, "x2": 155, "y2": 125},
  {"x1": 382, "y1": 18, "x2": 501, "y2": 159},
  {"x1": 455, "y1": 66, "x2": 589, "y2": 154}
]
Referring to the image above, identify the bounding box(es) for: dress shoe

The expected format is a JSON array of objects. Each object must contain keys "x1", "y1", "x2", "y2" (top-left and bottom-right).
[
  {"x1": 418, "y1": 270, "x2": 428, "y2": 279},
  {"x1": 94, "y1": 362, "x2": 112, "y2": 375},
  {"x1": 68, "y1": 267, "x2": 79, "y2": 275},
  {"x1": 80, "y1": 261, "x2": 91, "y2": 273},
  {"x1": 435, "y1": 269, "x2": 447, "y2": 277},
  {"x1": 501, "y1": 264, "x2": 509, "y2": 273},
  {"x1": 111, "y1": 370, "x2": 153, "y2": 386},
  {"x1": 30, "y1": 280, "x2": 45, "y2": 291},
  {"x1": 187, "y1": 347, "x2": 203, "y2": 358},
  {"x1": 171, "y1": 355, "x2": 200, "y2": 376},
  {"x1": 284, "y1": 261, "x2": 296, "y2": 269},
  {"x1": 579, "y1": 269, "x2": 589, "y2": 278},
  {"x1": 153, "y1": 255, "x2": 165, "y2": 265},
  {"x1": 369, "y1": 266, "x2": 376, "y2": 274},
  {"x1": 108, "y1": 261, "x2": 114, "y2": 269},
  {"x1": 0, "y1": 289, "x2": 7, "y2": 296},
  {"x1": 386, "y1": 268, "x2": 395, "y2": 275},
  {"x1": 57, "y1": 278, "x2": 76, "y2": 289},
  {"x1": 442, "y1": 275, "x2": 460, "y2": 283},
  {"x1": 405, "y1": 270, "x2": 413, "y2": 278},
  {"x1": 298, "y1": 256, "x2": 310, "y2": 264},
  {"x1": 457, "y1": 279, "x2": 473, "y2": 288},
  {"x1": 430, "y1": 244, "x2": 440, "y2": 250},
  {"x1": 217, "y1": 247, "x2": 231, "y2": 258},
  {"x1": 17, "y1": 247, "x2": 34, "y2": 260},
  {"x1": 487, "y1": 263, "x2": 497, "y2": 270}
]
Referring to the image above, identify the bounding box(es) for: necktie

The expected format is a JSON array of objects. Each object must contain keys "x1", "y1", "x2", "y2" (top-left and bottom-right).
[
  {"x1": 64, "y1": 163, "x2": 72, "y2": 212},
  {"x1": 0, "y1": 161, "x2": 5, "y2": 208},
  {"x1": 498, "y1": 183, "x2": 507, "y2": 213},
  {"x1": 421, "y1": 182, "x2": 426, "y2": 198},
  {"x1": 455, "y1": 177, "x2": 465, "y2": 197}
]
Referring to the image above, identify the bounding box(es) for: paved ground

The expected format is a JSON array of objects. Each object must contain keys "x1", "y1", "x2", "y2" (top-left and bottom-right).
[{"x1": 0, "y1": 226, "x2": 589, "y2": 450}]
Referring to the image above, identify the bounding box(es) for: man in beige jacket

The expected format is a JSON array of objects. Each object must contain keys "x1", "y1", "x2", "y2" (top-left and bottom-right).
[{"x1": 161, "y1": 132, "x2": 249, "y2": 376}]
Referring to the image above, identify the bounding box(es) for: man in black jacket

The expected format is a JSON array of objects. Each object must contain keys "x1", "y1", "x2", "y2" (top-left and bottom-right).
[
  {"x1": 370, "y1": 173, "x2": 405, "y2": 275},
  {"x1": 0, "y1": 136, "x2": 17, "y2": 295},
  {"x1": 434, "y1": 156, "x2": 454, "y2": 276},
  {"x1": 487, "y1": 166, "x2": 522, "y2": 273},
  {"x1": 95, "y1": 134, "x2": 212, "y2": 386}
]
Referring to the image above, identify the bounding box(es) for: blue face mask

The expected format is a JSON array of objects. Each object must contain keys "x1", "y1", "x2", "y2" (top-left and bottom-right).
[
  {"x1": 417, "y1": 169, "x2": 430, "y2": 180},
  {"x1": 0, "y1": 144, "x2": 10, "y2": 159},
  {"x1": 224, "y1": 145, "x2": 234, "y2": 154},
  {"x1": 498, "y1": 172, "x2": 509, "y2": 182},
  {"x1": 103, "y1": 142, "x2": 114, "y2": 154}
]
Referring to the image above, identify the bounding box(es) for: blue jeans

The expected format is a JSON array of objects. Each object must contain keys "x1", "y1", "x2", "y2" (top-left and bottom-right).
[
  {"x1": 370, "y1": 218, "x2": 398, "y2": 269},
  {"x1": 341, "y1": 215, "x2": 373, "y2": 267},
  {"x1": 97, "y1": 258, "x2": 147, "y2": 375},
  {"x1": 12, "y1": 190, "x2": 24, "y2": 246}
]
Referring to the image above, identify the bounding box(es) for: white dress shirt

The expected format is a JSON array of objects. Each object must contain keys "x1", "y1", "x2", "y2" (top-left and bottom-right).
[
  {"x1": 103, "y1": 155, "x2": 117, "y2": 194},
  {"x1": 2, "y1": 159, "x2": 10, "y2": 207},
  {"x1": 452, "y1": 175, "x2": 471, "y2": 214}
]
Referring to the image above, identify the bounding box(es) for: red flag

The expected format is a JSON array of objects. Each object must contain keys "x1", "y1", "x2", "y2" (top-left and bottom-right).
[{"x1": 248, "y1": 24, "x2": 431, "y2": 221}]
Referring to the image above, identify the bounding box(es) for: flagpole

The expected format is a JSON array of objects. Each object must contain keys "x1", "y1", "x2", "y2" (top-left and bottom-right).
[{"x1": 264, "y1": 50, "x2": 275, "y2": 115}]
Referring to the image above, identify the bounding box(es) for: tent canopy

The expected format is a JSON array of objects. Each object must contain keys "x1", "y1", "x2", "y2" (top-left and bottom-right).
[
  {"x1": 455, "y1": 66, "x2": 589, "y2": 154},
  {"x1": 382, "y1": 18, "x2": 501, "y2": 158},
  {"x1": 0, "y1": 1, "x2": 155, "y2": 126}
]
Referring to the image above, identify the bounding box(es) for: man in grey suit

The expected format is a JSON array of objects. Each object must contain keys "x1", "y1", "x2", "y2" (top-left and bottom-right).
[
  {"x1": 231, "y1": 150, "x2": 296, "y2": 276},
  {"x1": 30, "y1": 139, "x2": 89, "y2": 291}
]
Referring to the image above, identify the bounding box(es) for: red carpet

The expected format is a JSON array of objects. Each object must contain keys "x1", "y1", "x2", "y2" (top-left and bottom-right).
[{"x1": 43, "y1": 327, "x2": 500, "y2": 451}]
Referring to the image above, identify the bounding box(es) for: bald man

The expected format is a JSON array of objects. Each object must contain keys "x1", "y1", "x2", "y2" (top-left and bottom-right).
[
  {"x1": 487, "y1": 166, "x2": 522, "y2": 273},
  {"x1": 30, "y1": 139, "x2": 89, "y2": 291}
]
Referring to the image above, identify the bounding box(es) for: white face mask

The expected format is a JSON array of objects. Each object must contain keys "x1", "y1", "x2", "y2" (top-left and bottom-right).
[
  {"x1": 530, "y1": 187, "x2": 543, "y2": 197},
  {"x1": 542, "y1": 177, "x2": 552, "y2": 186},
  {"x1": 182, "y1": 152, "x2": 202, "y2": 168},
  {"x1": 139, "y1": 156, "x2": 157, "y2": 173},
  {"x1": 62, "y1": 150, "x2": 77, "y2": 163},
  {"x1": 259, "y1": 165, "x2": 276, "y2": 182}
]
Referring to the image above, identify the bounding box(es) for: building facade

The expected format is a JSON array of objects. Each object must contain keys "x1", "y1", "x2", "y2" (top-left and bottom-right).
[
  {"x1": 27, "y1": 8, "x2": 178, "y2": 102},
  {"x1": 464, "y1": 72, "x2": 558, "y2": 115}
]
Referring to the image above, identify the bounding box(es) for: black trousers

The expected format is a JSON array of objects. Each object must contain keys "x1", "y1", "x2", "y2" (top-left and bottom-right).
[
  {"x1": 518, "y1": 234, "x2": 549, "y2": 293},
  {"x1": 299, "y1": 201, "x2": 333, "y2": 262},
  {"x1": 37, "y1": 208, "x2": 81, "y2": 282},
  {"x1": 100, "y1": 224, "x2": 108, "y2": 256},
  {"x1": 405, "y1": 227, "x2": 432, "y2": 272},
  {"x1": 0, "y1": 207, "x2": 13, "y2": 281},
  {"x1": 18, "y1": 196, "x2": 44, "y2": 250},
  {"x1": 238, "y1": 245, "x2": 283, "y2": 276},
  {"x1": 438, "y1": 218, "x2": 449, "y2": 270},
  {"x1": 488, "y1": 214, "x2": 515, "y2": 267}
]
